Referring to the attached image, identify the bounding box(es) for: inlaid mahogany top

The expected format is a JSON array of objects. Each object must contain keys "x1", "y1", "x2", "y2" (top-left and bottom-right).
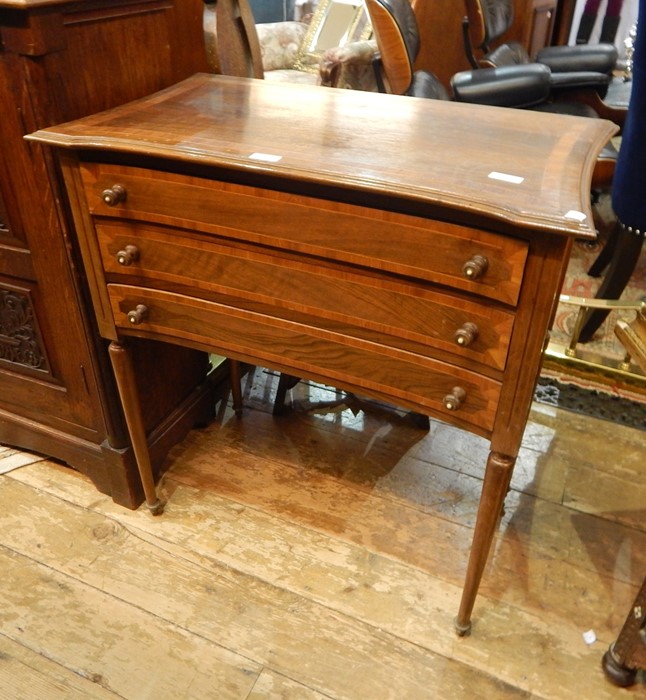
[{"x1": 29, "y1": 73, "x2": 616, "y2": 239}]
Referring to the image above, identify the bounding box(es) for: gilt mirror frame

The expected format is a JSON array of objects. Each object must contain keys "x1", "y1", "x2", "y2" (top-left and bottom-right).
[{"x1": 294, "y1": 0, "x2": 372, "y2": 72}]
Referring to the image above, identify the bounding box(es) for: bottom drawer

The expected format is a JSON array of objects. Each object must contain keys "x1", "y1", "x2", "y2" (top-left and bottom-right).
[{"x1": 110, "y1": 284, "x2": 501, "y2": 434}]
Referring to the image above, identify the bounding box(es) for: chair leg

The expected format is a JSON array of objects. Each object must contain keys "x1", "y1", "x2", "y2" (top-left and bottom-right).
[
  {"x1": 588, "y1": 222, "x2": 620, "y2": 277},
  {"x1": 579, "y1": 222, "x2": 645, "y2": 342},
  {"x1": 601, "y1": 576, "x2": 646, "y2": 687},
  {"x1": 602, "y1": 645, "x2": 638, "y2": 687},
  {"x1": 273, "y1": 373, "x2": 301, "y2": 415},
  {"x1": 229, "y1": 359, "x2": 243, "y2": 417}
]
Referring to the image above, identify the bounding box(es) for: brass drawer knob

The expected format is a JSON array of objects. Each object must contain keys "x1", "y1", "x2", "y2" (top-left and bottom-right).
[
  {"x1": 116, "y1": 245, "x2": 139, "y2": 266},
  {"x1": 462, "y1": 254, "x2": 488, "y2": 281},
  {"x1": 454, "y1": 322, "x2": 479, "y2": 347},
  {"x1": 443, "y1": 386, "x2": 466, "y2": 411},
  {"x1": 127, "y1": 304, "x2": 148, "y2": 325},
  {"x1": 101, "y1": 184, "x2": 127, "y2": 206}
]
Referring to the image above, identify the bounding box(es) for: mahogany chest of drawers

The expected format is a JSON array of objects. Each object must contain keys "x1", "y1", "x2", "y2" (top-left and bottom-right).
[{"x1": 30, "y1": 73, "x2": 615, "y2": 633}]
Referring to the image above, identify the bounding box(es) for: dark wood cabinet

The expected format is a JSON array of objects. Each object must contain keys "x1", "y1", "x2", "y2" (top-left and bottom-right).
[{"x1": 0, "y1": 0, "x2": 214, "y2": 508}]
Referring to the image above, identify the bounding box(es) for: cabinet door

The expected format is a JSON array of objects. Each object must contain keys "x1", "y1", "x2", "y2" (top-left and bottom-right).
[
  {"x1": 0, "y1": 56, "x2": 110, "y2": 443},
  {"x1": 0, "y1": 0, "x2": 211, "y2": 440}
]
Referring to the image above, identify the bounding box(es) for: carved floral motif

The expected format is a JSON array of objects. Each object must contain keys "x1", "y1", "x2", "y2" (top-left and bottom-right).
[{"x1": 0, "y1": 289, "x2": 46, "y2": 369}]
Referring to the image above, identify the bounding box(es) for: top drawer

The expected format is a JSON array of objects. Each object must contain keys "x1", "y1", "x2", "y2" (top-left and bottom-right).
[{"x1": 80, "y1": 163, "x2": 528, "y2": 306}]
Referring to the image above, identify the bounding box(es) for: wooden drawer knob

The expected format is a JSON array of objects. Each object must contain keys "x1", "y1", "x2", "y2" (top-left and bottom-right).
[
  {"x1": 454, "y1": 322, "x2": 479, "y2": 347},
  {"x1": 101, "y1": 184, "x2": 127, "y2": 206},
  {"x1": 127, "y1": 304, "x2": 148, "y2": 325},
  {"x1": 443, "y1": 386, "x2": 466, "y2": 411},
  {"x1": 116, "y1": 245, "x2": 139, "y2": 266},
  {"x1": 462, "y1": 254, "x2": 488, "y2": 281}
]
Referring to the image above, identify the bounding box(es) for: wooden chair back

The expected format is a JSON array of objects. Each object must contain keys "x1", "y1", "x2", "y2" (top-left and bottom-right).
[
  {"x1": 463, "y1": 0, "x2": 514, "y2": 53},
  {"x1": 462, "y1": 0, "x2": 519, "y2": 68},
  {"x1": 364, "y1": 0, "x2": 418, "y2": 95},
  {"x1": 203, "y1": 0, "x2": 264, "y2": 79}
]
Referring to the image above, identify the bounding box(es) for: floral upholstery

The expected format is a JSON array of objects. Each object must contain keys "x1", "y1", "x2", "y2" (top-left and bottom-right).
[
  {"x1": 319, "y1": 40, "x2": 379, "y2": 91},
  {"x1": 256, "y1": 21, "x2": 319, "y2": 84},
  {"x1": 256, "y1": 20, "x2": 379, "y2": 89},
  {"x1": 257, "y1": 21, "x2": 307, "y2": 70}
]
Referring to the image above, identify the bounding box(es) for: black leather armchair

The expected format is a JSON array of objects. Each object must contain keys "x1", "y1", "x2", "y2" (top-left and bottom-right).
[
  {"x1": 364, "y1": 0, "x2": 613, "y2": 122},
  {"x1": 364, "y1": 0, "x2": 558, "y2": 108},
  {"x1": 462, "y1": 0, "x2": 617, "y2": 97}
]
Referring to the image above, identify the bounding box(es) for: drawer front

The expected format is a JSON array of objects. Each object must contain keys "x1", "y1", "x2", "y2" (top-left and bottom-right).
[
  {"x1": 109, "y1": 284, "x2": 501, "y2": 434},
  {"x1": 83, "y1": 163, "x2": 528, "y2": 306},
  {"x1": 98, "y1": 221, "x2": 515, "y2": 372}
]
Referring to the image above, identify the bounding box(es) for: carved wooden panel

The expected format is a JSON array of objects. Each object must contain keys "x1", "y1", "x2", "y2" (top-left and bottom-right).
[{"x1": 0, "y1": 282, "x2": 50, "y2": 374}]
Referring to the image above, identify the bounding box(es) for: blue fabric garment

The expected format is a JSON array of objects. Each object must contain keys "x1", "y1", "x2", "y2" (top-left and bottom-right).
[{"x1": 611, "y1": 0, "x2": 645, "y2": 229}]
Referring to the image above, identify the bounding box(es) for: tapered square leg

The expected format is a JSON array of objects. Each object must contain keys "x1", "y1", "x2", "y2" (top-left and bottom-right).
[
  {"x1": 109, "y1": 340, "x2": 163, "y2": 515},
  {"x1": 455, "y1": 451, "x2": 515, "y2": 635}
]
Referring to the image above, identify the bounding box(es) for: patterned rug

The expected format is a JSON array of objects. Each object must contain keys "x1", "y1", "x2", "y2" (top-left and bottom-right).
[{"x1": 534, "y1": 375, "x2": 646, "y2": 430}]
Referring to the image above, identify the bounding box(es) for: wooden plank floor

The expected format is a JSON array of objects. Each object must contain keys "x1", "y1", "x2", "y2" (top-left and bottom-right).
[{"x1": 1, "y1": 367, "x2": 644, "y2": 699}]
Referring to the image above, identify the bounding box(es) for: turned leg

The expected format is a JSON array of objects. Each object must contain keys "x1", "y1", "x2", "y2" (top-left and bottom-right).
[
  {"x1": 109, "y1": 340, "x2": 163, "y2": 515},
  {"x1": 455, "y1": 451, "x2": 515, "y2": 636}
]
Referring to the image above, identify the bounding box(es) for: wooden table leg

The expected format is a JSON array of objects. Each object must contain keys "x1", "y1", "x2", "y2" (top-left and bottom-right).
[
  {"x1": 108, "y1": 340, "x2": 164, "y2": 515},
  {"x1": 455, "y1": 451, "x2": 515, "y2": 636}
]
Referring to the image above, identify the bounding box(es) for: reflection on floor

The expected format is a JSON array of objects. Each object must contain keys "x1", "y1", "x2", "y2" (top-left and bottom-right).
[{"x1": 0, "y1": 367, "x2": 644, "y2": 698}]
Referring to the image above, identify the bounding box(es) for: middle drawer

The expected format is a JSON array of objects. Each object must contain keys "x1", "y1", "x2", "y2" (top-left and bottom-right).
[{"x1": 97, "y1": 220, "x2": 514, "y2": 372}]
